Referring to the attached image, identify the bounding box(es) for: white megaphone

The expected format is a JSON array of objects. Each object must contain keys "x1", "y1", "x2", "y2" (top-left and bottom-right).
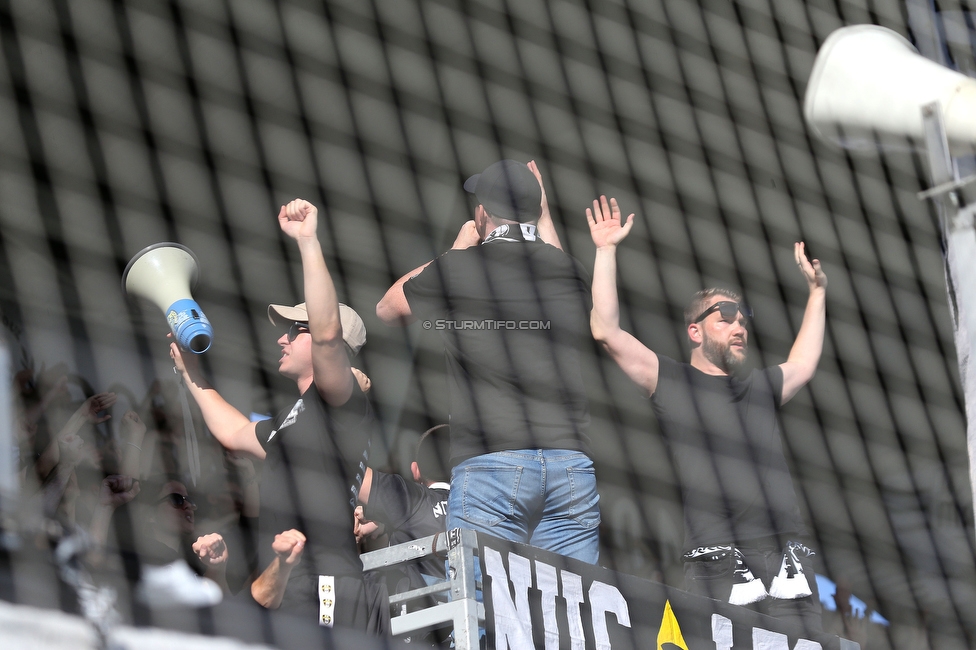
[
  {"x1": 804, "y1": 25, "x2": 976, "y2": 156},
  {"x1": 123, "y1": 243, "x2": 213, "y2": 354}
]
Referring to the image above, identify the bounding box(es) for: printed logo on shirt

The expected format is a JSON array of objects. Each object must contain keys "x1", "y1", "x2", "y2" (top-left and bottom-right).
[
  {"x1": 432, "y1": 499, "x2": 448, "y2": 519},
  {"x1": 267, "y1": 398, "x2": 304, "y2": 443}
]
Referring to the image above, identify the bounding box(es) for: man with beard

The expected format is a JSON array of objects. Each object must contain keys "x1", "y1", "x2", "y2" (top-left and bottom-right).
[{"x1": 586, "y1": 196, "x2": 827, "y2": 635}]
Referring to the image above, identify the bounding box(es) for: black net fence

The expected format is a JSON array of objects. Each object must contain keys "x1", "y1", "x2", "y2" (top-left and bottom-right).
[{"x1": 0, "y1": 0, "x2": 974, "y2": 648}]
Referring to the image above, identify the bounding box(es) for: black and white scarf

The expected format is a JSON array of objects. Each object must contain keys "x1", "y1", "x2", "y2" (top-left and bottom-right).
[
  {"x1": 482, "y1": 222, "x2": 540, "y2": 244},
  {"x1": 683, "y1": 541, "x2": 815, "y2": 606}
]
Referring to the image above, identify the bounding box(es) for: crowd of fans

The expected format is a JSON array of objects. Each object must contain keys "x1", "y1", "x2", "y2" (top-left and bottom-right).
[
  {"x1": 0, "y1": 342, "x2": 897, "y2": 649},
  {"x1": 0, "y1": 163, "x2": 900, "y2": 648},
  {"x1": 7, "y1": 361, "x2": 245, "y2": 604},
  {"x1": 3, "y1": 346, "x2": 463, "y2": 642}
]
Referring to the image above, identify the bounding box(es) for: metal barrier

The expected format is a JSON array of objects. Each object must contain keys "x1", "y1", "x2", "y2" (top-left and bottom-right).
[
  {"x1": 361, "y1": 531, "x2": 863, "y2": 650},
  {"x1": 360, "y1": 529, "x2": 482, "y2": 650}
]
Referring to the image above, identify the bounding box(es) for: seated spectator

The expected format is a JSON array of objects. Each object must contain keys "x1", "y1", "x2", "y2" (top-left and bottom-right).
[
  {"x1": 358, "y1": 424, "x2": 451, "y2": 582},
  {"x1": 357, "y1": 424, "x2": 451, "y2": 639}
]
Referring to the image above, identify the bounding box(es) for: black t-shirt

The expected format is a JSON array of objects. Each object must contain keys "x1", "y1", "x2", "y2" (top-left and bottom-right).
[
  {"x1": 403, "y1": 227, "x2": 592, "y2": 463},
  {"x1": 652, "y1": 355, "x2": 805, "y2": 550},
  {"x1": 254, "y1": 381, "x2": 373, "y2": 610},
  {"x1": 363, "y1": 470, "x2": 449, "y2": 579}
]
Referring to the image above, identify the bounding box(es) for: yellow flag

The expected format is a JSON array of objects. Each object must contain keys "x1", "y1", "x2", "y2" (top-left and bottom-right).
[{"x1": 657, "y1": 599, "x2": 690, "y2": 650}]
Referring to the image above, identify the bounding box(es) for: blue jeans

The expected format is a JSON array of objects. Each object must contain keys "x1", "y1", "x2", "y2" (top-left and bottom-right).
[{"x1": 447, "y1": 449, "x2": 601, "y2": 564}]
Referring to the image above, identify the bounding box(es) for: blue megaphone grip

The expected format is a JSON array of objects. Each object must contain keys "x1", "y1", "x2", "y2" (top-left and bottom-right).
[{"x1": 167, "y1": 298, "x2": 213, "y2": 354}]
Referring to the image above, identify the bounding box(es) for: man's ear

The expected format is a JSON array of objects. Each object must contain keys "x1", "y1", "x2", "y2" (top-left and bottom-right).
[
  {"x1": 687, "y1": 322, "x2": 703, "y2": 345},
  {"x1": 473, "y1": 205, "x2": 488, "y2": 238},
  {"x1": 410, "y1": 461, "x2": 423, "y2": 484}
]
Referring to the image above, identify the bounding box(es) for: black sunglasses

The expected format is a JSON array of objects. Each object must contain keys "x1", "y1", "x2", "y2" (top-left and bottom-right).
[
  {"x1": 159, "y1": 492, "x2": 196, "y2": 509},
  {"x1": 286, "y1": 321, "x2": 310, "y2": 342},
  {"x1": 694, "y1": 300, "x2": 753, "y2": 324}
]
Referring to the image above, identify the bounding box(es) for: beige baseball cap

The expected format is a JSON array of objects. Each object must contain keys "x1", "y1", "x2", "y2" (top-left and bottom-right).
[{"x1": 267, "y1": 302, "x2": 367, "y2": 356}]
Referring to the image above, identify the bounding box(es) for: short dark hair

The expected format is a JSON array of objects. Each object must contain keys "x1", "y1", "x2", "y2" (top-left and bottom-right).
[
  {"x1": 482, "y1": 207, "x2": 533, "y2": 225},
  {"x1": 683, "y1": 288, "x2": 743, "y2": 327},
  {"x1": 414, "y1": 424, "x2": 450, "y2": 484}
]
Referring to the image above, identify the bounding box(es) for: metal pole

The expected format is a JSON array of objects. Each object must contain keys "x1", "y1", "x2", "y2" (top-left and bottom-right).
[
  {"x1": 919, "y1": 101, "x2": 976, "y2": 534},
  {"x1": 0, "y1": 331, "x2": 15, "y2": 502},
  {"x1": 447, "y1": 528, "x2": 482, "y2": 650}
]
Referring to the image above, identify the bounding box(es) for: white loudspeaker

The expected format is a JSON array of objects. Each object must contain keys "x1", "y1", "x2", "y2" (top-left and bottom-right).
[
  {"x1": 123, "y1": 243, "x2": 213, "y2": 354},
  {"x1": 804, "y1": 25, "x2": 976, "y2": 156}
]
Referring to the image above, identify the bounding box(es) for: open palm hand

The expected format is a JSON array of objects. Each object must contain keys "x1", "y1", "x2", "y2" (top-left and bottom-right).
[{"x1": 586, "y1": 195, "x2": 634, "y2": 248}]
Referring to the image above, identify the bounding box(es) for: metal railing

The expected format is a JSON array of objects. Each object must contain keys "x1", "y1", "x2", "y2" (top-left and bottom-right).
[{"x1": 360, "y1": 528, "x2": 483, "y2": 650}]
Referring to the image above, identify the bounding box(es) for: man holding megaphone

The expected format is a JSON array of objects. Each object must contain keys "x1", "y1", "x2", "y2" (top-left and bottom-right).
[{"x1": 169, "y1": 199, "x2": 379, "y2": 633}]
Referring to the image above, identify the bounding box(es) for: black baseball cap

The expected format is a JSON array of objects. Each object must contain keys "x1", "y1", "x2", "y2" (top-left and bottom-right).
[{"x1": 463, "y1": 160, "x2": 542, "y2": 223}]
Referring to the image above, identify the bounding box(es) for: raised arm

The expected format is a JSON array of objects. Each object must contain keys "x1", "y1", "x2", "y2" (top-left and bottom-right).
[
  {"x1": 193, "y1": 533, "x2": 231, "y2": 596},
  {"x1": 170, "y1": 342, "x2": 264, "y2": 459},
  {"x1": 278, "y1": 199, "x2": 355, "y2": 407},
  {"x1": 376, "y1": 220, "x2": 481, "y2": 326},
  {"x1": 376, "y1": 260, "x2": 430, "y2": 326},
  {"x1": 250, "y1": 529, "x2": 306, "y2": 609},
  {"x1": 780, "y1": 241, "x2": 827, "y2": 404},
  {"x1": 36, "y1": 391, "x2": 116, "y2": 479},
  {"x1": 118, "y1": 410, "x2": 147, "y2": 479},
  {"x1": 588, "y1": 196, "x2": 660, "y2": 397},
  {"x1": 528, "y1": 160, "x2": 562, "y2": 250},
  {"x1": 88, "y1": 475, "x2": 140, "y2": 553}
]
